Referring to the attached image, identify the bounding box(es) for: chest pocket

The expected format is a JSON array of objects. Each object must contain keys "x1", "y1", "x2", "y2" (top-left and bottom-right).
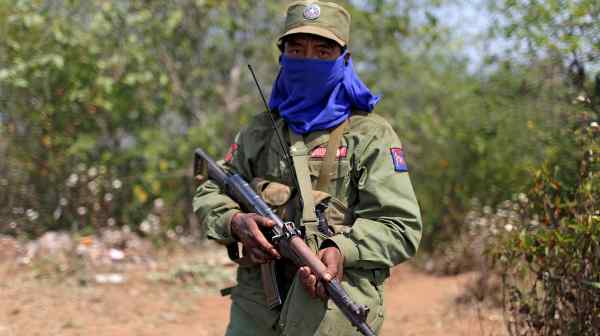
[
  {"x1": 261, "y1": 141, "x2": 293, "y2": 185},
  {"x1": 308, "y1": 159, "x2": 354, "y2": 234},
  {"x1": 308, "y1": 158, "x2": 351, "y2": 198}
]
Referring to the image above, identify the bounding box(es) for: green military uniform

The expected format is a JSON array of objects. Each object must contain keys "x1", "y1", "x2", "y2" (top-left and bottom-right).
[{"x1": 193, "y1": 2, "x2": 422, "y2": 335}]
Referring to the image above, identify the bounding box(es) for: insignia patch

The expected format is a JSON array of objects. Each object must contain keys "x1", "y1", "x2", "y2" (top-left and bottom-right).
[
  {"x1": 390, "y1": 147, "x2": 408, "y2": 172},
  {"x1": 303, "y1": 3, "x2": 321, "y2": 20},
  {"x1": 310, "y1": 146, "x2": 348, "y2": 159},
  {"x1": 224, "y1": 143, "x2": 239, "y2": 163}
]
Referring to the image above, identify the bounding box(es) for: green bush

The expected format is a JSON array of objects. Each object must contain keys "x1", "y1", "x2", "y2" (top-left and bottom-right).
[
  {"x1": 491, "y1": 123, "x2": 600, "y2": 335},
  {"x1": 0, "y1": 1, "x2": 280, "y2": 237}
]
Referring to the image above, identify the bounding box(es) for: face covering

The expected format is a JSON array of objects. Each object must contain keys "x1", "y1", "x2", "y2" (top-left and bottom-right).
[{"x1": 268, "y1": 51, "x2": 381, "y2": 134}]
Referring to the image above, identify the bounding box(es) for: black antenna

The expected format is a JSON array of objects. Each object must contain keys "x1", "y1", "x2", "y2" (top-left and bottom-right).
[{"x1": 248, "y1": 64, "x2": 302, "y2": 196}]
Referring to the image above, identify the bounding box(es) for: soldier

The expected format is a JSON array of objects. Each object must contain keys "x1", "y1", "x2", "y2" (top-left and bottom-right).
[{"x1": 194, "y1": 1, "x2": 422, "y2": 335}]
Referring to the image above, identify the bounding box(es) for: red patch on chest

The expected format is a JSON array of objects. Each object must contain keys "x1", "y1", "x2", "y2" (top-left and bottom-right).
[
  {"x1": 224, "y1": 143, "x2": 239, "y2": 163},
  {"x1": 310, "y1": 146, "x2": 348, "y2": 159}
]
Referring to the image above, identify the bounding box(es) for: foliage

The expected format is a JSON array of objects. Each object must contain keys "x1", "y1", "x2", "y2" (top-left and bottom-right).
[
  {"x1": 483, "y1": 1, "x2": 600, "y2": 334},
  {"x1": 427, "y1": 198, "x2": 526, "y2": 276},
  {"x1": 490, "y1": 0, "x2": 599, "y2": 62},
  {"x1": 346, "y1": 0, "x2": 568, "y2": 248},
  {"x1": 491, "y1": 124, "x2": 599, "y2": 335},
  {"x1": 489, "y1": 0, "x2": 600, "y2": 111},
  {"x1": 0, "y1": 0, "x2": 280, "y2": 237}
]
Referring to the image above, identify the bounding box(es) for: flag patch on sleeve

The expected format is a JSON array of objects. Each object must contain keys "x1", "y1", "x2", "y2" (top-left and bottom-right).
[
  {"x1": 390, "y1": 147, "x2": 408, "y2": 172},
  {"x1": 224, "y1": 143, "x2": 238, "y2": 163}
]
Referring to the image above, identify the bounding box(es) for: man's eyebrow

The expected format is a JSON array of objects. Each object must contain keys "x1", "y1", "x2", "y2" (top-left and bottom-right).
[
  {"x1": 287, "y1": 39, "x2": 304, "y2": 47},
  {"x1": 315, "y1": 40, "x2": 335, "y2": 49}
]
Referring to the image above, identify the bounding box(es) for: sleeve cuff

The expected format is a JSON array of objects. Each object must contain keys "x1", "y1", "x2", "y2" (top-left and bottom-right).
[
  {"x1": 209, "y1": 209, "x2": 240, "y2": 245},
  {"x1": 326, "y1": 234, "x2": 360, "y2": 267}
]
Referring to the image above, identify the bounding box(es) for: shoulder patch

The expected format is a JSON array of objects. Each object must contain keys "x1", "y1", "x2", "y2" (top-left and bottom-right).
[
  {"x1": 390, "y1": 147, "x2": 408, "y2": 172},
  {"x1": 224, "y1": 143, "x2": 239, "y2": 163}
]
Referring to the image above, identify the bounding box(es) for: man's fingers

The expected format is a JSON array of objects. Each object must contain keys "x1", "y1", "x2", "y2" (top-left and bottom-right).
[
  {"x1": 253, "y1": 215, "x2": 275, "y2": 229},
  {"x1": 233, "y1": 213, "x2": 280, "y2": 262},
  {"x1": 242, "y1": 245, "x2": 267, "y2": 264},
  {"x1": 324, "y1": 257, "x2": 339, "y2": 280},
  {"x1": 321, "y1": 272, "x2": 333, "y2": 282},
  {"x1": 299, "y1": 267, "x2": 311, "y2": 283},
  {"x1": 316, "y1": 280, "x2": 328, "y2": 300},
  {"x1": 252, "y1": 247, "x2": 268, "y2": 259},
  {"x1": 299, "y1": 265, "x2": 331, "y2": 300},
  {"x1": 320, "y1": 247, "x2": 344, "y2": 281},
  {"x1": 251, "y1": 227, "x2": 280, "y2": 259},
  {"x1": 246, "y1": 215, "x2": 279, "y2": 259},
  {"x1": 299, "y1": 267, "x2": 317, "y2": 298}
]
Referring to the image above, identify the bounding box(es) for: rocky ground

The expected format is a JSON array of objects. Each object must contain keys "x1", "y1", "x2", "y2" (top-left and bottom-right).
[{"x1": 0, "y1": 233, "x2": 507, "y2": 336}]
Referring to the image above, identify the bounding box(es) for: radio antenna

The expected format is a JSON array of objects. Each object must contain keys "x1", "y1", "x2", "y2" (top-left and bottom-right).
[{"x1": 247, "y1": 65, "x2": 302, "y2": 196}]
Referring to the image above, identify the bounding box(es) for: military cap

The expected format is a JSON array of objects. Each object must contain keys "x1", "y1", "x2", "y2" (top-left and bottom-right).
[{"x1": 278, "y1": 1, "x2": 351, "y2": 48}]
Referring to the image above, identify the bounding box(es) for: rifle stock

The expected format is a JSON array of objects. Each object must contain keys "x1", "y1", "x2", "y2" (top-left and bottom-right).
[{"x1": 194, "y1": 148, "x2": 376, "y2": 336}]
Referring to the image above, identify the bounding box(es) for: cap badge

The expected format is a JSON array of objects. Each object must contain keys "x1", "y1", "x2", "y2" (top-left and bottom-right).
[{"x1": 303, "y1": 3, "x2": 321, "y2": 20}]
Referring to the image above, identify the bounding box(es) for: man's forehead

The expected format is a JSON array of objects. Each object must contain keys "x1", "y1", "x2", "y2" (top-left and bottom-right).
[{"x1": 285, "y1": 33, "x2": 338, "y2": 47}]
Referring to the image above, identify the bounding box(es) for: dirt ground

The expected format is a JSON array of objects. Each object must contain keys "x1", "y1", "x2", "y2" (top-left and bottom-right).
[{"x1": 0, "y1": 245, "x2": 507, "y2": 336}]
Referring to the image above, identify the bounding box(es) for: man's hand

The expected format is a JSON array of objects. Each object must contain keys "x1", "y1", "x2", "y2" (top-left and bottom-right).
[
  {"x1": 230, "y1": 212, "x2": 281, "y2": 264},
  {"x1": 298, "y1": 246, "x2": 344, "y2": 300}
]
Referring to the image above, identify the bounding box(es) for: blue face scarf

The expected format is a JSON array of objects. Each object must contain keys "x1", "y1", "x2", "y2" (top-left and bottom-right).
[{"x1": 268, "y1": 51, "x2": 381, "y2": 134}]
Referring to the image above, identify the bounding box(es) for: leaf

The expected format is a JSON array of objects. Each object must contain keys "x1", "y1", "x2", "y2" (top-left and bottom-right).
[
  {"x1": 166, "y1": 9, "x2": 183, "y2": 33},
  {"x1": 66, "y1": 135, "x2": 96, "y2": 157},
  {"x1": 133, "y1": 185, "x2": 149, "y2": 204},
  {"x1": 582, "y1": 280, "x2": 600, "y2": 290}
]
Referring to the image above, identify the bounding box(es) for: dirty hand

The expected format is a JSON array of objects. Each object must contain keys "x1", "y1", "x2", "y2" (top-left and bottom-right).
[
  {"x1": 298, "y1": 246, "x2": 344, "y2": 300},
  {"x1": 230, "y1": 212, "x2": 281, "y2": 264}
]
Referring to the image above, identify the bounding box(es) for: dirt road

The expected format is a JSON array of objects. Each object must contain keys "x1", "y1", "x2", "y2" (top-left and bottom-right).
[
  {"x1": 0, "y1": 249, "x2": 506, "y2": 336},
  {"x1": 194, "y1": 265, "x2": 507, "y2": 336}
]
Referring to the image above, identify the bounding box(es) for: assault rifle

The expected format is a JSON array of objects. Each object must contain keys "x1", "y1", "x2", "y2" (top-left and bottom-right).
[{"x1": 194, "y1": 148, "x2": 376, "y2": 336}]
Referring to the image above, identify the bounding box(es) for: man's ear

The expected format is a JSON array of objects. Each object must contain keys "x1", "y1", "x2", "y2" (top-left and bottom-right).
[
  {"x1": 344, "y1": 51, "x2": 351, "y2": 65},
  {"x1": 279, "y1": 38, "x2": 287, "y2": 53}
]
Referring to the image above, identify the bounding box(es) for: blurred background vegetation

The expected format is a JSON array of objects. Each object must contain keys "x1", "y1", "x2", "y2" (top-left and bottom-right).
[{"x1": 0, "y1": 0, "x2": 598, "y2": 332}]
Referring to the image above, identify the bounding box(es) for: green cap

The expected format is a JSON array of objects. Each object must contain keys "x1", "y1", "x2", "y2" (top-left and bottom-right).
[{"x1": 278, "y1": 1, "x2": 351, "y2": 48}]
